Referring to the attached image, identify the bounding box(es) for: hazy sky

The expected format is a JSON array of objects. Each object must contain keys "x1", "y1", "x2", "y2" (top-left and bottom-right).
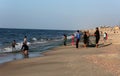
[{"x1": 0, "y1": 0, "x2": 120, "y2": 30}]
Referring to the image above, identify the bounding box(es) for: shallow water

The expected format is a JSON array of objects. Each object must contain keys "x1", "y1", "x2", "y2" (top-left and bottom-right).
[{"x1": 0, "y1": 28, "x2": 75, "y2": 64}]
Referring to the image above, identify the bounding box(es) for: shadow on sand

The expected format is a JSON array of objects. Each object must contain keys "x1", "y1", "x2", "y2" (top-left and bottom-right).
[{"x1": 87, "y1": 43, "x2": 112, "y2": 48}]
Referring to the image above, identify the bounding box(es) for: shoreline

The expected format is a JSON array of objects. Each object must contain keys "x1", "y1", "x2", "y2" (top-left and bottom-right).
[
  {"x1": 0, "y1": 34, "x2": 112, "y2": 64},
  {"x1": 0, "y1": 44, "x2": 66, "y2": 64},
  {"x1": 1, "y1": 27, "x2": 120, "y2": 76},
  {"x1": 1, "y1": 43, "x2": 120, "y2": 76},
  {"x1": 0, "y1": 52, "x2": 43, "y2": 64}
]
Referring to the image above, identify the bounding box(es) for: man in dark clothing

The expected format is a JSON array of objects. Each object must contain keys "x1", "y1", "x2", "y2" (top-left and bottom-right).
[
  {"x1": 63, "y1": 34, "x2": 67, "y2": 46},
  {"x1": 83, "y1": 31, "x2": 88, "y2": 48},
  {"x1": 94, "y1": 27, "x2": 100, "y2": 48},
  {"x1": 21, "y1": 43, "x2": 29, "y2": 58},
  {"x1": 75, "y1": 30, "x2": 81, "y2": 48}
]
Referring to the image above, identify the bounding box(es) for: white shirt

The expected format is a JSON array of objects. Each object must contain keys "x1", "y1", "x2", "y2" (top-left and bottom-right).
[{"x1": 103, "y1": 33, "x2": 106, "y2": 38}]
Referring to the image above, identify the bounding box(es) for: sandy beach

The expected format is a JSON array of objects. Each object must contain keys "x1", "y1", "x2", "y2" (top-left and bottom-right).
[
  {"x1": 1, "y1": 27, "x2": 120, "y2": 76},
  {"x1": 1, "y1": 0, "x2": 120, "y2": 75},
  {"x1": 1, "y1": 43, "x2": 120, "y2": 76}
]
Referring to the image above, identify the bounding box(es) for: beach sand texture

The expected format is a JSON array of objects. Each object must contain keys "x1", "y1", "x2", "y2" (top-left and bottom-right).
[
  {"x1": 1, "y1": 28, "x2": 120, "y2": 76},
  {"x1": 0, "y1": 44, "x2": 118, "y2": 76}
]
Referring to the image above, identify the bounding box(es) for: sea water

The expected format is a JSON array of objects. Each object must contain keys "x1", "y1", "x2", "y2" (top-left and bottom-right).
[{"x1": 0, "y1": 28, "x2": 75, "y2": 64}]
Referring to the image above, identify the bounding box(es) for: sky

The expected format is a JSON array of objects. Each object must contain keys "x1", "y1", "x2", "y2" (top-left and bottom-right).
[{"x1": 0, "y1": 0, "x2": 120, "y2": 30}]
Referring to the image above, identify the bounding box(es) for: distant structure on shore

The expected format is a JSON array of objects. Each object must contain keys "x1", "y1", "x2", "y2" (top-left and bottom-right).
[
  {"x1": 81, "y1": 25, "x2": 120, "y2": 36},
  {"x1": 80, "y1": 25, "x2": 120, "y2": 34},
  {"x1": 100, "y1": 26, "x2": 120, "y2": 33}
]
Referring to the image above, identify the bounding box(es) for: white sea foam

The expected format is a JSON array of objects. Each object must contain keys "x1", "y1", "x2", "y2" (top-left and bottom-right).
[
  {"x1": 0, "y1": 35, "x2": 70, "y2": 53},
  {"x1": 32, "y1": 37, "x2": 37, "y2": 41},
  {"x1": 67, "y1": 35, "x2": 72, "y2": 39},
  {"x1": 1, "y1": 41, "x2": 31, "y2": 53},
  {"x1": 3, "y1": 47, "x2": 12, "y2": 53}
]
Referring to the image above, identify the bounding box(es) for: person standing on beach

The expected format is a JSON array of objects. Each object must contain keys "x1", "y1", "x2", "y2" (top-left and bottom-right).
[
  {"x1": 86, "y1": 30, "x2": 90, "y2": 45},
  {"x1": 103, "y1": 32, "x2": 108, "y2": 43},
  {"x1": 94, "y1": 27, "x2": 100, "y2": 48},
  {"x1": 103, "y1": 32, "x2": 107, "y2": 43},
  {"x1": 75, "y1": 30, "x2": 81, "y2": 48},
  {"x1": 21, "y1": 42, "x2": 29, "y2": 58},
  {"x1": 71, "y1": 34, "x2": 75, "y2": 46},
  {"x1": 103, "y1": 32, "x2": 106, "y2": 40},
  {"x1": 23, "y1": 36, "x2": 27, "y2": 44},
  {"x1": 106, "y1": 32, "x2": 108, "y2": 40},
  {"x1": 12, "y1": 40, "x2": 17, "y2": 52},
  {"x1": 63, "y1": 34, "x2": 67, "y2": 46},
  {"x1": 83, "y1": 31, "x2": 88, "y2": 48}
]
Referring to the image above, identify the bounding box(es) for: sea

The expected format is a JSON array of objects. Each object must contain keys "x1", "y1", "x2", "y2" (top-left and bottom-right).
[{"x1": 0, "y1": 28, "x2": 75, "y2": 64}]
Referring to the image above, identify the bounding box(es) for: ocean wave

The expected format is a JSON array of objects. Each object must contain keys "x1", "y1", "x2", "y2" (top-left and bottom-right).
[
  {"x1": 0, "y1": 42, "x2": 31, "y2": 53},
  {"x1": 0, "y1": 35, "x2": 72, "y2": 53},
  {"x1": 32, "y1": 37, "x2": 37, "y2": 41},
  {"x1": 67, "y1": 35, "x2": 72, "y2": 39}
]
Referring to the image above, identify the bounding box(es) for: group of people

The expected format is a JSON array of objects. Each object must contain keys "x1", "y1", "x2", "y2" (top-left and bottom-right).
[
  {"x1": 63, "y1": 30, "x2": 82, "y2": 48},
  {"x1": 12, "y1": 36, "x2": 29, "y2": 58},
  {"x1": 63, "y1": 27, "x2": 101, "y2": 48},
  {"x1": 11, "y1": 27, "x2": 101, "y2": 58}
]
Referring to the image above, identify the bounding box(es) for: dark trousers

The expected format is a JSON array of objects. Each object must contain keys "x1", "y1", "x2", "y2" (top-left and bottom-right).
[
  {"x1": 64, "y1": 41, "x2": 66, "y2": 46},
  {"x1": 76, "y1": 39, "x2": 80, "y2": 48}
]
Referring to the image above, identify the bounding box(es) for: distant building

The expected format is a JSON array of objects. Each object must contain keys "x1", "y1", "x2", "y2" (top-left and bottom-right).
[
  {"x1": 100, "y1": 26, "x2": 112, "y2": 31},
  {"x1": 113, "y1": 26, "x2": 120, "y2": 30}
]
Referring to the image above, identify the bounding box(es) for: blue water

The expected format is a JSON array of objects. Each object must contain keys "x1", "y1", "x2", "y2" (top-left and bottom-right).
[{"x1": 0, "y1": 28, "x2": 75, "y2": 63}]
